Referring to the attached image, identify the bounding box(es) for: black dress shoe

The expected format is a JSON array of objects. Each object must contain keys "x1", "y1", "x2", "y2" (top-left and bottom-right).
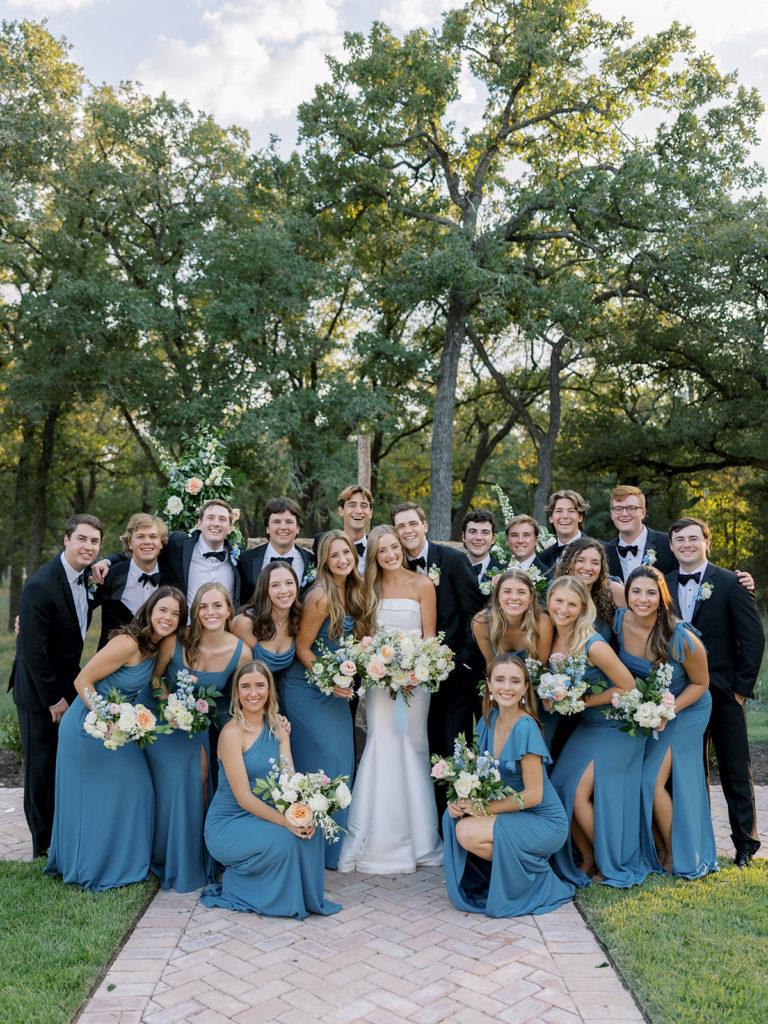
[
  {"x1": 32, "y1": 848, "x2": 49, "y2": 860},
  {"x1": 734, "y1": 851, "x2": 754, "y2": 869}
]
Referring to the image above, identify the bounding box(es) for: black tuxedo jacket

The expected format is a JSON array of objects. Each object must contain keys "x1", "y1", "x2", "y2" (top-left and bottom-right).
[
  {"x1": 537, "y1": 541, "x2": 565, "y2": 572},
  {"x1": 109, "y1": 530, "x2": 241, "y2": 607},
  {"x1": 424, "y1": 542, "x2": 485, "y2": 660},
  {"x1": 665, "y1": 563, "x2": 765, "y2": 699},
  {"x1": 10, "y1": 556, "x2": 90, "y2": 713},
  {"x1": 476, "y1": 554, "x2": 506, "y2": 586},
  {"x1": 92, "y1": 560, "x2": 135, "y2": 649},
  {"x1": 607, "y1": 527, "x2": 675, "y2": 581},
  {"x1": 238, "y1": 543, "x2": 315, "y2": 606}
]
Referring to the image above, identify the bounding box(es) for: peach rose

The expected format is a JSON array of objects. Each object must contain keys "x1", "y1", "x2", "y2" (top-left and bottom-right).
[
  {"x1": 135, "y1": 707, "x2": 156, "y2": 732},
  {"x1": 339, "y1": 659, "x2": 357, "y2": 676},
  {"x1": 367, "y1": 659, "x2": 387, "y2": 680},
  {"x1": 379, "y1": 644, "x2": 396, "y2": 663},
  {"x1": 360, "y1": 636, "x2": 374, "y2": 649},
  {"x1": 231, "y1": 507, "x2": 240, "y2": 522},
  {"x1": 185, "y1": 477, "x2": 203, "y2": 495},
  {"x1": 285, "y1": 802, "x2": 314, "y2": 828}
]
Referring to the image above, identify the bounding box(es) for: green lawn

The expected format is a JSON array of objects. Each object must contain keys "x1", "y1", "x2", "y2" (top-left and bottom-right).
[{"x1": 577, "y1": 858, "x2": 768, "y2": 1024}]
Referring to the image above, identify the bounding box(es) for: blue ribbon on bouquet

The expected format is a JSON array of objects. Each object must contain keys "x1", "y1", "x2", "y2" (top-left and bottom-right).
[{"x1": 395, "y1": 688, "x2": 408, "y2": 736}]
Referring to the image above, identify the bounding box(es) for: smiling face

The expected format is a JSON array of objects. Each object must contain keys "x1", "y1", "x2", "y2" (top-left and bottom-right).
[
  {"x1": 237, "y1": 668, "x2": 270, "y2": 717},
  {"x1": 549, "y1": 499, "x2": 582, "y2": 543},
  {"x1": 150, "y1": 596, "x2": 181, "y2": 638},
  {"x1": 195, "y1": 586, "x2": 232, "y2": 632},
  {"x1": 547, "y1": 584, "x2": 585, "y2": 630},
  {"x1": 338, "y1": 494, "x2": 372, "y2": 542},
  {"x1": 127, "y1": 525, "x2": 163, "y2": 571},
  {"x1": 506, "y1": 523, "x2": 538, "y2": 561},
  {"x1": 63, "y1": 524, "x2": 102, "y2": 571},
  {"x1": 572, "y1": 547, "x2": 603, "y2": 589},
  {"x1": 610, "y1": 498, "x2": 646, "y2": 540},
  {"x1": 268, "y1": 566, "x2": 298, "y2": 613},
  {"x1": 266, "y1": 511, "x2": 299, "y2": 554},
  {"x1": 669, "y1": 524, "x2": 709, "y2": 572},
  {"x1": 496, "y1": 578, "x2": 533, "y2": 620},
  {"x1": 627, "y1": 576, "x2": 661, "y2": 618},
  {"x1": 463, "y1": 522, "x2": 494, "y2": 562},
  {"x1": 325, "y1": 538, "x2": 355, "y2": 579},
  {"x1": 376, "y1": 532, "x2": 405, "y2": 572},
  {"x1": 393, "y1": 509, "x2": 428, "y2": 557},
  {"x1": 197, "y1": 503, "x2": 233, "y2": 549},
  {"x1": 488, "y1": 660, "x2": 528, "y2": 710}
]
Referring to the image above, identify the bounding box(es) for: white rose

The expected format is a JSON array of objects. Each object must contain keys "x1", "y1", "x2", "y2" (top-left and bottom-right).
[
  {"x1": 271, "y1": 788, "x2": 282, "y2": 802},
  {"x1": 454, "y1": 772, "x2": 479, "y2": 799},
  {"x1": 165, "y1": 495, "x2": 183, "y2": 515},
  {"x1": 413, "y1": 662, "x2": 430, "y2": 682},
  {"x1": 335, "y1": 782, "x2": 352, "y2": 808},
  {"x1": 175, "y1": 708, "x2": 194, "y2": 730},
  {"x1": 282, "y1": 789, "x2": 299, "y2": 804},
  {"x1": 117, "y1": 705, "x2": 137, "y2": 731},
  {"x1": 308, "y1": 793, "x2": 330, "y2": 813}
]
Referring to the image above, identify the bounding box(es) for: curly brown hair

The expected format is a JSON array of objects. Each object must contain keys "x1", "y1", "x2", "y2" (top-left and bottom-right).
[{"x1": 555, "y1": 538, "x2": 614, "y2": 626}]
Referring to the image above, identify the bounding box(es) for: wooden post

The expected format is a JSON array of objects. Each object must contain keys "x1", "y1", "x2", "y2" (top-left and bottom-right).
[{"x1": 356, "y1": 435, "x2": 371, "y2": 491}]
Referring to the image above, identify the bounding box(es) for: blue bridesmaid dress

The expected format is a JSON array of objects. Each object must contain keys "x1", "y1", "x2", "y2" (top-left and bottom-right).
[
  {"x1": 279, "y1": 608, "x2": 355, "y2": 869},
  {"x1": 45, "y1": 659, "x2": 156, "y2": 891},
  {"x1": 143, "y1": 638, "x2": 244, "y2": 891},
  {"x1": 253, "y1": 639, "x2": 296, "y2": 692},
  {"x1": 443, "y1": 714, "x2": 574, "y2": 917},
  {"x1": 549, "y1": 635, "x2": 647, "y2": 888},
  {"x1": 201, "y1": 726, "x2": 342, "y2": 919},
  {"x1": 614, "y1": 610, "x2": 717, "y2": 878}
]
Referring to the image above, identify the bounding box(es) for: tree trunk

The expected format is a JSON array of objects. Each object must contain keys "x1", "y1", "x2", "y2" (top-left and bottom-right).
[
  {"x1": 532, "y1": 342, "x2": 563, "y2": 522},
  {"x1": 27, "y1": 405, "x2": 60, "y2": 574},
  {"x1": 429, "y1": 294, "x2": 467, "y2": 539},
  {"x1": 8, "y1": 418, "x2": 37, "y2": 627}
]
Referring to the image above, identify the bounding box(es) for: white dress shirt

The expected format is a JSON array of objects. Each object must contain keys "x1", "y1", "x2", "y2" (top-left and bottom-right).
[
  {"x1": 677, "y1": 560, "x2": 708, "y2": 623},
  {"x1": 121, "y1": 558, "x2": 160, "y2": 616},
  {"x1": 618, "y1": 526, "x2": 648, "y2": 578},
  {"x1": 61, "y1": 552, "x2": 88, "y2": 640},
  {"x1": 187, "y1": 539, "x2": 235, "y2": 610},
  {"x1": 263, "y1": 542, "x2": 303, "y2": 577}
]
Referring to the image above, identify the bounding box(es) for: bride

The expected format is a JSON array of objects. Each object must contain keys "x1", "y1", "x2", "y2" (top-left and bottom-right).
[{"x1": 338, "y1": 525, "x2": 443, "y2": 873}]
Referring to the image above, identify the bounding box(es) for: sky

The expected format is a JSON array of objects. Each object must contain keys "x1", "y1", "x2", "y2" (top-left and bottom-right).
[{"x1": 4, "y1": 0, "x2": 768, "y2": 166}]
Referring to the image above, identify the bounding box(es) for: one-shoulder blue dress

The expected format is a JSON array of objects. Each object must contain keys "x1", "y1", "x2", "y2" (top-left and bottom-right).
[
  {"x1": 442, "y1": 714, "x2": 574, "y2": 917},
  {"x1": 549, "y1": 635, "x2": 647, "y2": 888},
  {"x1": 143, "y1": 638, "x2": 244, "y2": 891},
  {"x1": 200, "y1": 727, "x2": 342, "y2": 919},
  {"x1": 45, "y1": 659, "x2": 156, "y2": 891},
  {"x1": 614, "y1": 609, "x2": 717, "y2": 878},
  {"x1": 279, "y1": 606, "x2": 355, "y2": 869}
]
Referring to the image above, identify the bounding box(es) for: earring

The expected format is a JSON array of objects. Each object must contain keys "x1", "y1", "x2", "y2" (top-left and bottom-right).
[
  {"x1": 489, "y1": 692, "x2": 496, "y2": 703},
  {"x1": 520, "y1": 696, "x2": 526, "y2": 707}
]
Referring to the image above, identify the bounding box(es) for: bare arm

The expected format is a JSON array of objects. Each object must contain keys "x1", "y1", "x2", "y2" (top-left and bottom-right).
[
  {"x1": 149, "y1": 635, "x2": 178, "y2": 698},
  {"x1": 230, "y1": 614, "x2": 256, "y2": 649},
  {"x1": 676, "y1": 632, "x2": 710, "y2": 713},
  {"x1": 73, "y1": 635, "x2": 140, "y2": 704},
  {"x1": 295, "y1": 589, "x2": 328, "y2": 671},
  {"x1": 535, "y1": 613, "x2": 553, "y2": 663},
  {"x1": 471, "y1": 611, "x2": 494, "y2": 669}
]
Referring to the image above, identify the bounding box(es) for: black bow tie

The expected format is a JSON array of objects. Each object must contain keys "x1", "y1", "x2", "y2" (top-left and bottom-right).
[
  {"x1": 203, "y1": 550, "x2": 227, "y2": 562},
  {"x1": 355, "y1": 541, "x2": 366, "y2": 556},
  {"x1": 270, "y1": 556, "x2": 291, "y2": 563},
  {"x1": 408, "y1": 556, "x2": 426, "y2": 571},
  {"x1": 472, "y1": 563, "x2": 483, "y2": 577},
  {"x1": 678, "y1": 572, "x2": 701, "y2": 586},
  {"x1": 76, "y1": 573, "x2": 86, "y2": 586},
  {"x1": 138, "y1": 571, "x2": 160, "y2": 586},
  {"x1": 618, "y1": 544, "x2": 639, "y2": 558}
]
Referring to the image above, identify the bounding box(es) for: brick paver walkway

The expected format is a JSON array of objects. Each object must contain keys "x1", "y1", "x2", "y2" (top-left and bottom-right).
[{"x1": 1, "y1": 784, "x2": 766, "y2": 1024}]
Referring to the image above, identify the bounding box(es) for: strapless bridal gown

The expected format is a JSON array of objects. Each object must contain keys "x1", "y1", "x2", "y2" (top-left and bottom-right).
[{"x1": 338, "y1": 598, "x2": 443, "y2": 874}]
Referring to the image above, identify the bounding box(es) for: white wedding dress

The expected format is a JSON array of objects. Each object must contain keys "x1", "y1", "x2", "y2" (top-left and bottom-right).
[{"x1": 338, "y1": 598, "x2": 443, "y2": 874}]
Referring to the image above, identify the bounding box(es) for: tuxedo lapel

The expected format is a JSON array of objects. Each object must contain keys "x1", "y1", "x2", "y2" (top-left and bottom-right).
[
  {"x1": 55, "y1": 559, "x2": 80, "y2": 629},
  {"x1": 182, "y1": 533, "x2": 196, "y2": 583},
  {"x1": 690, "y1": 563, "x2": 716, "y2": 626}
]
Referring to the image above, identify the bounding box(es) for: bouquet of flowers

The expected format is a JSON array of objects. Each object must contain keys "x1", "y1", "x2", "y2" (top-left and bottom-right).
[
  {"x1": 479, "y1": 561, "x2": 548, "y2": 597},
  {"x1": 308, "y1": 638, "x2": 360, "y2": 696},
  {"x1": 430, "y1": 734, "x2": 522, "y2": 813},
  {"x1": 487, "y1": 484, "x2": 556, "y2": 564},
  {"x1": 150, "y1": 426, "x2": 244, "y2": 551},
  {"x1": 252, "y1": 757, "x2": 352, "y2": 842},
  {"x1": 603, "y1": 663, "x2": 677, "y2": 737},
  {"x1": 83, "y1": 688, "x2": 168, "y2": 750},
  {"x1": 153, "y1": 668, "x2": 221, "y2": 737},
  {"x1": 528, "y1": 653, "x2": 590, "y2": 715},
  {"x1": 350, "y1": 628, "x2": 454, "y2": 704}
]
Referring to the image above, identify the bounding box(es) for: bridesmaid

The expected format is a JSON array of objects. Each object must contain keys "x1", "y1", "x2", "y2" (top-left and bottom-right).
[
  {"x1": 554, "y1": 538, "x2": 625, "y2": 641},
  {"x1": 442, "y1": 653, "x2": 574, "y2": 917},
  {"x1": 471, "y1": 568, "x2": 553, "y2": 667},
  {"x1": 231, "y1": 560, "x2": 302, "y2": 694},
  {"x1": 547, "y1": 576, "x2": 647, "y2": 888},
  {"x1": 45, "y1": 586, "x2": 186, "y2": 891},
  {"x1": 201, "y1": 661, "x2": 341, "y2": 918},
  {"x1": 145, "y1": 581, "x2": 250, "y2": 891},
  {"x1": 615, "y1": 566, "x2": 717, "y2": 878},
  {"x1": 280, "y1": 529, "x2": 375, "y2": 868}
]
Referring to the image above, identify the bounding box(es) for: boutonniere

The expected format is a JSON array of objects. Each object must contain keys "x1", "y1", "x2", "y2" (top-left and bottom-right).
[
  {"x1": 86, "y1": 578, "x2": 99, "y2": 601},
  {"x1": 641, "y1": 548, "x2": 657, "y2": 566},
  {"x1": 479, "y1": 565, "x2": 501, "y2": 596},
  {"x1": 428, "y1": 564, "x2": 441, "y2": 586},
  {"x1": 697, "y1": 581, "x2": 713, "y2": 601},
  {"x1": 228, "y1": 544, "x2": 240, "y2": 568},
  {"x1": 301, "y1": 565, "x2": 317, "y2": 587}
]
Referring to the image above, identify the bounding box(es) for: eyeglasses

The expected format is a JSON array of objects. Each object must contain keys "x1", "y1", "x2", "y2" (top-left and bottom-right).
[{"x1": 610, "y1": 505, "x2": 643, "y2": 514}]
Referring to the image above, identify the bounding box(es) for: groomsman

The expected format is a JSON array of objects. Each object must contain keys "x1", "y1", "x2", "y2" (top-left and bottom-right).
[
  {"x1": 666, "y1": 517, "x2": 765, "y2": 868},
  {"x1": 460, "y1": 509, "x2": 504, "y2": 585},
  {"x1": 10, "y1": 514, "x2": 103, "y2": 858},
  {"x1": 314, "y1": 485, "x2": 374, "y2": 572},
  {"x1": 93, "y1": 499, "x2": 240, "y2": 612},
  {"x1": 605, "y1": 486, "x2": 675, "y2": 581},
  {"x1": 537, "y1": 489, "x2": 589, "y2": 571},
  {"x1": 391, "y1": 502, "x2": 485, "y2": 758},
  {"x1": 239, "y1": 497, "x2": 315, "y2": 604},
  {"x1": 504, "y1": 515, "x2": 550, "y2": 574},
  {"x1": 94, "y1": 513, "x2": 167, "y2": 648}
]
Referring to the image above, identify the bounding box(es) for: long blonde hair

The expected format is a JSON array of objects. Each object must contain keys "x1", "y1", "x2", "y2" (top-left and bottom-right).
[
  {"x1": 547, "y1": 576, "x2": 596, "y2": 656},
  {"x1": 488, "y1": 568, "x2": 540, "y2": 658},
  {"x1": 363, "y1": 524, "x2": 405, "y2": 603},
  {"x1": 229, "y1": 660, "x2": 279, "y2": 736},
  {"x1": 185, "y1": 582, "x2": 234, "y2": 668},
  {"x1": 316, "y1": 529, "x2": 376, "y2": 639}
]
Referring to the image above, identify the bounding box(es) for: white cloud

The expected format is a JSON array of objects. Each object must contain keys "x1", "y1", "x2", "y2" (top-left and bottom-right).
[
  {"x1": 135, "y1": 0, "x2": 345, "y2": 132},
  {"x1": 8, "y1": 0, "x2": 97, "y2": 10},
  {"x1": 379, "y1": 0, "x2": 445, "y2": 34}
]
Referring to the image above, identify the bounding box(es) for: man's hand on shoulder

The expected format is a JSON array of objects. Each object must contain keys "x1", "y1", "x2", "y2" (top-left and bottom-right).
[
  {"x1": 735, "y1": 570, "x2": 755, "y2": 593},
  {"x1": 89, "y1": 559, "x2": 111, "y2": 584}
]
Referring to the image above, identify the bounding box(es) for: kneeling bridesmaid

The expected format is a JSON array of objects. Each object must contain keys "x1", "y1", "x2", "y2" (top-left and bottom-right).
[
  {"x1": 442, "y1": 653, "x2": 575, "y2": 917},
  {"x1": 200, "y1": 661, "x2": 341, "y2": 919}
]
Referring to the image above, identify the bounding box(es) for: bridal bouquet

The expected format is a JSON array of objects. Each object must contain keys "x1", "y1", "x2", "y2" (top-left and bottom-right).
[
  {"x1": 431, "y1": 734, "x2": 522, "y2": 813},
  {"x1": 528, "y1": 653, "x2": 590, "y2": 715},
  {"x1": 603, "y1": 663, "x2": 677, "y2": 737},
  {"x1": 252, "y1": 757, "x2": 352, "y2": 842},
  {"x1": 83, "y1": 688, "x2": 167, "y2": 750},
  {"x1": 153, "y1": 668, "x2": 221, "y2": 737},
  {"x1": 350, "y1": 628, "x2": 454, "y2": 704},
  {"x1": 308, "y1": 638, "x2": 360, "y2": 696}
]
